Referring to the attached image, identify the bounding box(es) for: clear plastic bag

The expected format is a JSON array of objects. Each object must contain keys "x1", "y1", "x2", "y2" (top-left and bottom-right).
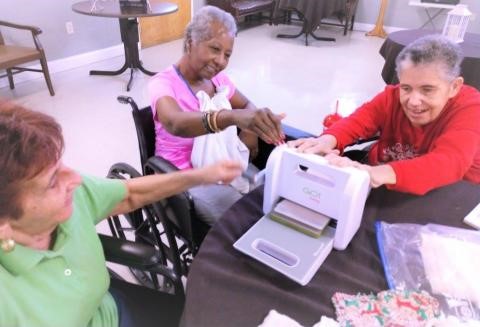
[{"x1": 376, "y1": 221, "x2": 480, "y2": 322}]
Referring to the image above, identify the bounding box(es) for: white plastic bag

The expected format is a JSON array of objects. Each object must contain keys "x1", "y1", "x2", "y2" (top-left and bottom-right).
[{"x1": 191, "y1": 86, "x2": 250, "y2": 193}]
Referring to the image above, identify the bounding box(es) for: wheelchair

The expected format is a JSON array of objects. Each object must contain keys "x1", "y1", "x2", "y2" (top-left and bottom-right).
[
  {"x1": 110, "y1": 96, "x2": 215, "y2": 283},
  {"x1": 106, "y1": 162, "x2": 186, "y2": 291}
]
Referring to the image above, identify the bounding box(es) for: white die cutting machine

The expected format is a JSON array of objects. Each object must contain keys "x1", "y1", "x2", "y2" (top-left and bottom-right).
[{"x1": 234, "y1": 146, "x2": 371, "y2": 285}]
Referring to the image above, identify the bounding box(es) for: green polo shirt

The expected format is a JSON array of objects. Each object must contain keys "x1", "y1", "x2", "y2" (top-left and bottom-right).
[{"x1": 0, "y1": 174, "x2": 127, "y2": 327}]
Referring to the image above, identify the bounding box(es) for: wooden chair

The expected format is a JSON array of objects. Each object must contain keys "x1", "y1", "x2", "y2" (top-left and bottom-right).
[
  {"x1": 207, "y1": 0, "x2": 276, "y2": 25},
  {"x1": 0, "y1": 20, "x2": 54, "y2": 96}
]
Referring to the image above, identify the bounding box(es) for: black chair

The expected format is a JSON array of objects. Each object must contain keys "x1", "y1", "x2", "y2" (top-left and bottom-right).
[{"x1": 207, "y1": 0, "x2": 276, "y2": 25}]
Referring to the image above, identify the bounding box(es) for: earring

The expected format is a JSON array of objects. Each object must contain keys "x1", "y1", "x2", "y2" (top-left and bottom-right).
[{"x1": 0, "y1": 238, "x2": 15, "y2": 253}]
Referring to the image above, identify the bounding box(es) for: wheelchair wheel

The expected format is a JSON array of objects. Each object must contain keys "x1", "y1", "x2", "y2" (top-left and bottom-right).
[{"x1": 106, "y1": 163, "x2": 175, "y2": 293}]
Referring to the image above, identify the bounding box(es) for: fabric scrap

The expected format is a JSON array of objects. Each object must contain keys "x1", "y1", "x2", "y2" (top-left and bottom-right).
[{"x1": 332, "y1": 289, "x2": 440, "y2": 327}]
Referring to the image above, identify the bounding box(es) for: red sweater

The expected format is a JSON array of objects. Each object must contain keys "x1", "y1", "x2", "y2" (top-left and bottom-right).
[{"x1": 325, "y1": 85, "x2": 480, "y2": 195}]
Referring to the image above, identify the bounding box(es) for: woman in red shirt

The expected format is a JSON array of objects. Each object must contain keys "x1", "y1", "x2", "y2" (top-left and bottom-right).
[{"x1": 290, "y1": 35, "x2": 480, "y2": 195}]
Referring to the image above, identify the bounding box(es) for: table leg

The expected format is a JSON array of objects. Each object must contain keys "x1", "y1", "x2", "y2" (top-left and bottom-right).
[
  {"x1": 137, "y1": 64, "x2": 156, "y2": 76},
  {"x1": 88, "y1": 18, "x2": 157, "y2": 91},
  {"x1": 90, "y1": 63, "x2": 128, "y2": 76},
  {"x1": 126, "y1": 66, "x2": 135, "y2": 92},
  {"x1": 276, "y1": 9, "x2": 335, "y2": 46}
]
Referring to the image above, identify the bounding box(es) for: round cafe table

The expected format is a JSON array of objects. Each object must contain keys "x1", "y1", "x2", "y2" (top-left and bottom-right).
[{"x1": 72, "y1": 0, "x2": 178, "y2": 91}]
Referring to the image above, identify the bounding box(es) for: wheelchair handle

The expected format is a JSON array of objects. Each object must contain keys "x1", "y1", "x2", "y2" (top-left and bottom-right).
[{"x1": 117, "y1": 95, "x2": 139, "y2": 111}]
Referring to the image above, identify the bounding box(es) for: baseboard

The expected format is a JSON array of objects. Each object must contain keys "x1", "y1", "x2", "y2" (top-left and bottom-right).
[
  {"x1": 0, "y1": 44, "x2": 123, "y2": 88},
  {"x1": 352, "y1": 22, "x2": 405, "y2": 34}
]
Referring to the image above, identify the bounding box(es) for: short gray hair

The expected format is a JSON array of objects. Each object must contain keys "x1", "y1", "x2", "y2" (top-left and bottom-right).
[
  {"x1": 395, "y1": 34, "x2": 464, "y2": 81},
  {"x1": 183, "y1": 6, "x2": 237, "y2": 53}
]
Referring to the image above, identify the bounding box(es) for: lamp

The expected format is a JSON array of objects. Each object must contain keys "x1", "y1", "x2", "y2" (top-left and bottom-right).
[{"x1": 442, "y1": 4, "x2": 472, "y2": 43}]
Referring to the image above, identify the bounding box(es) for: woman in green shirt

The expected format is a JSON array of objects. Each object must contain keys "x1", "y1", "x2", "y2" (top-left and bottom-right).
[{"x1": 0, "y1": 100, "x2": 243, "y2": 327}]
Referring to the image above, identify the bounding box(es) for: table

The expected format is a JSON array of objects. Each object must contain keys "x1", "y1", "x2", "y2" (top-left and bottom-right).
[
  {"x1": 72, "y1": 1, "x2": 178, "y2": 91},
  {"x1": 408, "y1": 0, "x2": 456, "y2": 29},
  {"x1": 181, "y1": 181, "x2": 480, "y2": 326},
  {"x1": 275, "y1": 0, "x2": 346, "y2": 46},
  {"x1": 380, "y1": 29, "x2": 480, "y2": 90}
]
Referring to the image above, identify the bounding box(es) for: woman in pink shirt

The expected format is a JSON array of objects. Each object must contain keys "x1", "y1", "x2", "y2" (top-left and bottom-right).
[
  {"x1": 149, "y1": 6, "x2": 285, "y2": 225},
  {"x1": 290, "y1": 35, "x2": 480, "y2": 195}
]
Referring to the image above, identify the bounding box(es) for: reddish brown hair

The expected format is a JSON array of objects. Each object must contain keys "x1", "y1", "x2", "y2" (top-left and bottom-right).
[{"x1": 0, "y1": 100, "x2": 64, "y2": 219}]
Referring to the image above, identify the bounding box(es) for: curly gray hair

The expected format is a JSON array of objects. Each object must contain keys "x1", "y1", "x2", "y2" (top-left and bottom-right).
[
  {"x1": 395, "y1": 34, "x2": 464, "y2": 81},
  {"x1": 183, "y1": 6, "x2": 237, "y2": 53}
]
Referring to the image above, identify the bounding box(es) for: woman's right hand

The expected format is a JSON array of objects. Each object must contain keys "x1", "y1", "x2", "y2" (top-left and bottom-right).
[{"x1": 233, "y1": 108, "x2": 286, "y2": 145}]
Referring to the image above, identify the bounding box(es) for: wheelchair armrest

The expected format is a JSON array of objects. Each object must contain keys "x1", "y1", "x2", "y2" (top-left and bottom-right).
[
  {"x1": 99, "y1": 234, "x2": 179, "y2": 285},
  {"x1": 145, "y1": 156, "x2": 180, "y2": 174}
]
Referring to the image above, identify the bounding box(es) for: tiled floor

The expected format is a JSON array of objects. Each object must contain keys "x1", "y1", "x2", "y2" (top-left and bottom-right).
[{"x1": 0, "y1": 23, "x2": 387, "y2": 281}]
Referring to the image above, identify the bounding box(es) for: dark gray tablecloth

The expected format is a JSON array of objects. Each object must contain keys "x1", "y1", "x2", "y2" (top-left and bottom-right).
[
  {"x1": 380, "y1": 29, "x2": 480, "y2": 90},
  {"x1": 181, "y1": 181, "x2": 480, "y2": 327},
  {"x1": 276, "y1": 0, "x2": 345, "y2": 32}
]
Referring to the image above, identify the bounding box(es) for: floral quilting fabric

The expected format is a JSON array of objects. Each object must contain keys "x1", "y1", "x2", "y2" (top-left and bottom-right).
[{"x1": 332, "y1": 290, "x2": 440, "y2": 327}]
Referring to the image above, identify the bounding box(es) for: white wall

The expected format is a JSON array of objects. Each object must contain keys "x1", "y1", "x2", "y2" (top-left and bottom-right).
[
  {"x1": 355, "y1": 0, "x2": 479, "y2": 33},
  {"x1": 0, "y1": 0, "x2": 120, "y2": 61},
  {"x1": 193, "y1": 0, "x2": 206, "y2": 14}
]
